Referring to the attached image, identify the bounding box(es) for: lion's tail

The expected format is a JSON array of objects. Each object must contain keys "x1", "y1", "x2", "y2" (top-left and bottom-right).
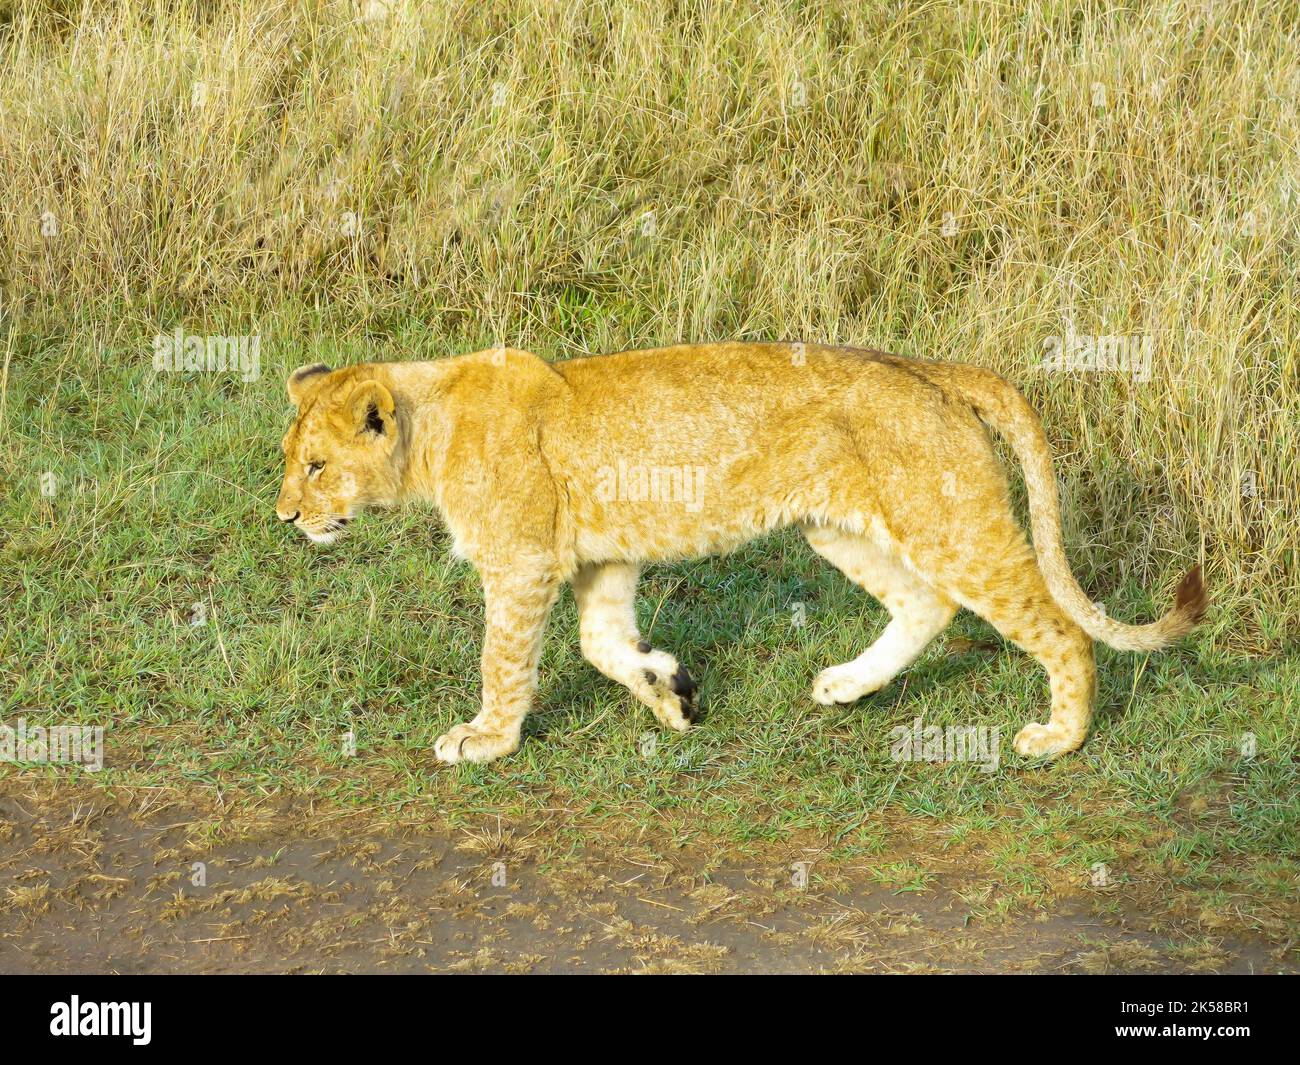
[{"x1": 922, "y1": 362, "x2": 1207, "y2": 652}]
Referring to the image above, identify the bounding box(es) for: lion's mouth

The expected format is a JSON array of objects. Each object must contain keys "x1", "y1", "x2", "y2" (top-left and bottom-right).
[{"x1": 299, "y1": 516, "x2": 351, "y2": 545}]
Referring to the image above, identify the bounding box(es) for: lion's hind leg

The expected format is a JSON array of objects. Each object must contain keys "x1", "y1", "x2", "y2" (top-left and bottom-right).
[
  {"x1": 802, "y1": 524, "x2": 958, "y2": 705},
  {"x1": 926, "y1": 531, "x2": 1097, "y2": 758},
  {"x1": 886, "y1": 490, "x2": 1097, "y2": 759}
]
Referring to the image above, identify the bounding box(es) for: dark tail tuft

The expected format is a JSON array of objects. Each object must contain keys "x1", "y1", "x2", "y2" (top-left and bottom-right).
[{"x1": 1174, "y1": 565, "x2": 1208, "y2": 624}]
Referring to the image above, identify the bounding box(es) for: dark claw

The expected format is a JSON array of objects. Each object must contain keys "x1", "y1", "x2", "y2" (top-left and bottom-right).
[
  {"x1": 636, "y1": 640, "x2": 651, "y2": 653},
  {"x1": 669, "y1": 665, "x2": 699, "y2": 722},
  {"x1": 669, "y1": 665, "x2": 697, "y2": 699}
]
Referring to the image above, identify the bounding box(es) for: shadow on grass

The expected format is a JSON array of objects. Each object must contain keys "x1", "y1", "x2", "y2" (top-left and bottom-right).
[{"x1": 499, "y1": 530, "x2": 1242, "y2": 751}]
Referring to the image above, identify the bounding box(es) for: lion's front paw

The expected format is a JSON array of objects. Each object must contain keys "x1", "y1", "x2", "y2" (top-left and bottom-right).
[
  {"x1": 434, "y1": 722, "x2": 519, "y2": 765},
  {"x1": 1013, "y1": 722, "x2": 1081, "y2": 759},
  {"x1": 641, "y1": 663, "x2": 698, "y2": 731}
]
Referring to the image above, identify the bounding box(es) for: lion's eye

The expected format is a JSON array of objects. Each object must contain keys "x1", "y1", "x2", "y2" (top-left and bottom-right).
[{"x1": 306, "y1": 462, "x2": 324, "y2": 477}]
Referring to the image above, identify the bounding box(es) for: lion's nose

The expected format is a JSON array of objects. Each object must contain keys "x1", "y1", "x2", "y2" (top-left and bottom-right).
[{"x1": 278, "y1": 510, "x2": 300, "y2": 523}]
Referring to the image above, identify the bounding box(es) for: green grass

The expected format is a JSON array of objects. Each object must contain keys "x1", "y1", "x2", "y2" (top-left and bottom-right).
[
  {"x1": 3, "y1": 315, "x2": 1297, "y2": 927},
  {"x1": 0, "y1": 0, "x2": 1297, "y2": 934}
]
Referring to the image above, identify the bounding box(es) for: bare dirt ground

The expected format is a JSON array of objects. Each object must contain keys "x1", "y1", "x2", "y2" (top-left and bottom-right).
[{"x1": 1, "y1": 796, "x2": 1292, "y2": 974}]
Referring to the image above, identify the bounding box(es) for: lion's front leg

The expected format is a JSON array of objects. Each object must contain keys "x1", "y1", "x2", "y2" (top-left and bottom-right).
[
  {"x1": 434, "y1": 568, "x2": 560, "y2": 765},
  {"x1": 572, "y1": 561, "x2": 699, "y2": 731}
]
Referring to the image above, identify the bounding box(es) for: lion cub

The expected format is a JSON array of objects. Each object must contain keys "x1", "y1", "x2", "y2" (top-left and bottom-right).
[{"x1": 276, "y1": 343, "x2": 1206, "y2": 765}]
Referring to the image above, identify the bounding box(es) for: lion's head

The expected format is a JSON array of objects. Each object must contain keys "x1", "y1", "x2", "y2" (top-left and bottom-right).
[{"x1": 275, "y1": 364, "x2": 401, "y2": 545}]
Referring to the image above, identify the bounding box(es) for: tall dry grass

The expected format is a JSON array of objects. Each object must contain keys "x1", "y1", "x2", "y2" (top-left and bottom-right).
[{"x1": 0, "y1": 0, "x2": 1296, "y2": 647}]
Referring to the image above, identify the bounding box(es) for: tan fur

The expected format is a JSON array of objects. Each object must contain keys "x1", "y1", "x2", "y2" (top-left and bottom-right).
[{"x1": 276, "y1": 343, "x2": 1208, "y2": 764}]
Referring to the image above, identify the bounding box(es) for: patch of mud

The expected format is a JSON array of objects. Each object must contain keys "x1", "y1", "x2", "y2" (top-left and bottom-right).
[{"x1": 0, "y1": 800, "x2": 1293, "y2": 974}]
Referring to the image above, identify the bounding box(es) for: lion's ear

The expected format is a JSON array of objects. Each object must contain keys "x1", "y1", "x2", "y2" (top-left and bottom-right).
[
  {"x1": 344, "y1": 380, "x2": 396, "y2": 440},
  {"x1": 286, "y1": 364, "x2": 331, "y2": 406}
]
